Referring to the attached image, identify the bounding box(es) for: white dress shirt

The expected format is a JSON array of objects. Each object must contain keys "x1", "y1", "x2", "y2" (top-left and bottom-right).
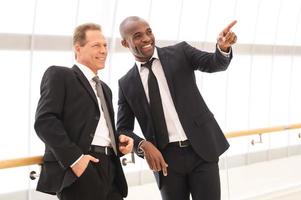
[
  {"x1": 76, "y1": 62, "x2": 112, "y2": 147},
  {"x1": 71, "y1": 62, "x2": 113, "y2": 167},
  {"x1": 136, "y1": 49, "x2": 187, "y2": 142}
]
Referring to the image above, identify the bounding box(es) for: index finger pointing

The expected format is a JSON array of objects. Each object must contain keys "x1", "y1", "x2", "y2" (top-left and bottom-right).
[{"x1": 223, "y1": 20, "x2": 237, "y2": 33}]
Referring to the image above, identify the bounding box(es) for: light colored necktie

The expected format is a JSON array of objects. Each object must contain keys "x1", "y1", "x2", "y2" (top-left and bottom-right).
[{"x1": 92, "y1": 76, "x2": 117, "y2": 155}]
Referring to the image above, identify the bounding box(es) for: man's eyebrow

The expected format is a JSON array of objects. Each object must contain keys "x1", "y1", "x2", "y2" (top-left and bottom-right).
[
  {"x1": 90, "y1": 41, "x2": 106, "y2": 45},
  {"x1": 133, "y1": 32, "x2": 141, "y2": 37}
]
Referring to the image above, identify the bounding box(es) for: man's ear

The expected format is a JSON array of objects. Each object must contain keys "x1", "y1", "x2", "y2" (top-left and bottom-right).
[
  {"x1": 121, "y1": 39, "x2": 128, "y2": 48},
  {"x1": 74, "y1": 44, "x2": 81, "y2": 54}
]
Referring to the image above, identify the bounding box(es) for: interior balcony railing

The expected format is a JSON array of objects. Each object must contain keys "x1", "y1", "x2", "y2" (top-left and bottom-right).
[{"x1": 0, "y1": 123, "x2": 301, "y2": 172}]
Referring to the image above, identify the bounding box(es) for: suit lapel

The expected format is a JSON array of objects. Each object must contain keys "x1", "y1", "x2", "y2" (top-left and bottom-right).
[
  {"x1": 72, "y1": 65, "x2": 98, "y2": 107},
  {"x1": 73, "y1": 65, "x2": 115, "y2": 125},
  {"x1": 133, "y1": 65, "x2": 150, "y2": 109},
  {"x1": 157, "y1": 47, "x2": 176, "y2": 102},
  {"x1": 129, "y1": 65, "x2": 156, "y2": 139},
  {"x1": 129, "y1": 65, "x2": 152, "y2": 116}
]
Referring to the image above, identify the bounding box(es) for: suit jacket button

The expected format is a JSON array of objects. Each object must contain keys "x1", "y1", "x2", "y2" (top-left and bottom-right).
[
  {"x1": 95, "y1": 116, "x2": 99, "y2": 120},
  {"x1": 89, "y1": 133, "x2": 94, "y2": 138}
]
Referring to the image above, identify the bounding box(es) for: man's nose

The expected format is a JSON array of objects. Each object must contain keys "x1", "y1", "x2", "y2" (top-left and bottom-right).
[
  {"x1": 100, "y1": 46, "x2": 107, "y2": 54},
  {"x1": 141, "y1": 34, "x2": 151, "y2": 42}
]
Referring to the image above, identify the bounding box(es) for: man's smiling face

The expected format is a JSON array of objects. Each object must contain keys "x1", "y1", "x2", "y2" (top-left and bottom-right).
[{"x1": 121, "y1": 20, "x2": 155, "y2": 62}]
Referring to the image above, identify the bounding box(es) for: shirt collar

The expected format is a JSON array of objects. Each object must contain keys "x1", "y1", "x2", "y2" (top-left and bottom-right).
[
  {"x1": 136, "y1": 47, "x2": 159, "y2": 72},
  {"x1": 75, "y1": 61, "x2": 98, "y2": 82}
]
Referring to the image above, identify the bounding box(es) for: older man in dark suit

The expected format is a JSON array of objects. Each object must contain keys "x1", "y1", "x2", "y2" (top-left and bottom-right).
[
  {"x1": 34, "y1": 23, "x2": 133, "y2": 200},
  {"x1": 117, "y1": 16, "x2": 237, "y2": 200}
]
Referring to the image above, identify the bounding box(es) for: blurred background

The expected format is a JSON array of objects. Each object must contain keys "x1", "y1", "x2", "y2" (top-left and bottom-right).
[{"x1": 0, "y1": 0, "x2": 301, "y2": 199}]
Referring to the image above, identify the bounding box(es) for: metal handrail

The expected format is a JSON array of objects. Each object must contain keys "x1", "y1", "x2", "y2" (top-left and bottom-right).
[{"x1": 0, "y1": 123, "x2": 300, "y2": 170}]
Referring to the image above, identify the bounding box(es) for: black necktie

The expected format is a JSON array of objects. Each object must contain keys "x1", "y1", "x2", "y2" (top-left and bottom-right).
[{"x1": 142, "y1": 58, "x2": 169, "y2": 149}]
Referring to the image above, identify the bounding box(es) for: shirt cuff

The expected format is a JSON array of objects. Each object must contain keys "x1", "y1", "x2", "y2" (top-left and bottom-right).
[
  {"x1": 137, "y1": 140, "x2": 146, "y2": 156},
  {"x1": 217, "y1": 45, "x2": 231, "y2": 57},
  {"x1": 70, "y1": 154, "x2": 84, "y2": 168}
]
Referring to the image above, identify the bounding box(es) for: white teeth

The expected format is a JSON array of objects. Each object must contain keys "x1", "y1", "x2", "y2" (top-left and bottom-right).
[{"x1": 143, "y1": 44, "x2": 152, "y2": 48}]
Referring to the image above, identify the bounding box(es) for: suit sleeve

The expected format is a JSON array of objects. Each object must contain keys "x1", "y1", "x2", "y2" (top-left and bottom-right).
[
  {"x1": 34, "y1": 66, "x2": 82, "y2": 169},
  {"x1": 117, "y1": 80, "x2": 144, "y2": 153},
  {"x1": 181, "y1": 41, "x2": 232, "y2": 72}
]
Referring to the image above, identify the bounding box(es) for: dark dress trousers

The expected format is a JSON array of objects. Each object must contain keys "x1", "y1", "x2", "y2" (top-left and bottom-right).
[
  {"x1": 117, "y1": 42, "x2": 232, "y2": 199},
  {"x1": 34, "y1": 65, "x2": 127, "y2": 198}
]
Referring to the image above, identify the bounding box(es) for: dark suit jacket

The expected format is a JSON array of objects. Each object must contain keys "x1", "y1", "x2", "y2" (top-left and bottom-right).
[
  {"x1": 34, "y1": 65, "x2": 127, "y2": 196},
  {"x1": 117, "y1": 41, "x2": 231, "y2": 185}
]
